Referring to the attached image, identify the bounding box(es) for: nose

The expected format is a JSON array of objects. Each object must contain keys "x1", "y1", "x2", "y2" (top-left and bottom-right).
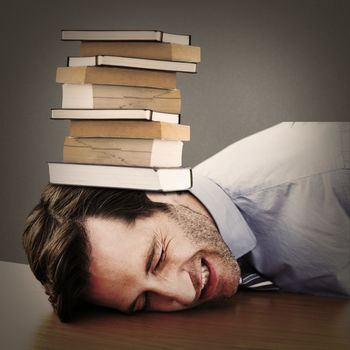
[{"x1": 146, "y1": 269, "x2": 196, "y2": 311}]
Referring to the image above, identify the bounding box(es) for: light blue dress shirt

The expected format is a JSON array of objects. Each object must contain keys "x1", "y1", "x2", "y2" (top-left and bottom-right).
[{"x1": 190, "y1": 122, "x2": 350, "y2": 297}]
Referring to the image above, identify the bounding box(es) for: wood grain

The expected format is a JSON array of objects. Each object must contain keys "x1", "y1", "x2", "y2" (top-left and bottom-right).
[{"x1": 1, "y1": 261, "x2": 349, "y2": 350}]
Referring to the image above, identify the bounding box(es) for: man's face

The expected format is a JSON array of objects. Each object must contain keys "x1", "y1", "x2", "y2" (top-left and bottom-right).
[{"x1": 85, "y1": 204, "x2": 240, "y2": 313}]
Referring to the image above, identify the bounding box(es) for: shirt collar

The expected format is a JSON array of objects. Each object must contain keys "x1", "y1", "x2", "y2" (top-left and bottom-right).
[{"x1": 189, "y1": 174, "x2": 256, "y2": 259}]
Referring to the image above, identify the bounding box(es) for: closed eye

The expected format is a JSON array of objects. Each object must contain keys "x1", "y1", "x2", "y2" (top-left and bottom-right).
[
  {"x1": 141, "y1": 249, "x2": 164, "y2": 312},
  {"x1": 154, "y1": 238, "x2": 171, "y2": 273},
  {"x1": 141, "y1": 241, "x2": 169, "y2": 312},
  {"x1": 154, "y1": 248, "x2": 165, "y2": 271}
]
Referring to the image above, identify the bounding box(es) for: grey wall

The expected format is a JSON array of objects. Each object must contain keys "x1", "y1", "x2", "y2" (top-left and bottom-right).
[{"x1": 1, "y1": 0, "x2": 349, "y2": 263}]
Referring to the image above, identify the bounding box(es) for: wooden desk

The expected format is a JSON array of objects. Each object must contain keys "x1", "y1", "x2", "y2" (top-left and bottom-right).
[{"x1": 1, "y1": 261, "x2": 349, "y2": 350}]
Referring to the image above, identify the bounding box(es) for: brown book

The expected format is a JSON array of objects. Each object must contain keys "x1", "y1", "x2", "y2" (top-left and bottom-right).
[
  {"x1": 69, "y1": 120, "x2": 190, "y2": 141},
  {"x1": 80, "y1": 42, "x2": 201, "y2": 63},
  {"x1": 56, "y1": 66, "x2": 176, "y2": 89},
  {"x1": 61, "y1": 84, "x2": 181, "y2": 113},
  {"x1": 63, "y1": 137, "x2": 183, "y2": 167}
]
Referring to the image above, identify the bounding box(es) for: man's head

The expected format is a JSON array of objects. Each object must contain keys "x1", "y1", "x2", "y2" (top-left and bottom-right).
[{"x1": 23, "y1": 184, "x2": 240, "y2": 321}]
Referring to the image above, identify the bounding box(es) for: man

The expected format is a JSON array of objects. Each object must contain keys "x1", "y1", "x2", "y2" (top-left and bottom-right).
[{"x1": 23, "y1": 122, "x2": 350, "y2": 322}]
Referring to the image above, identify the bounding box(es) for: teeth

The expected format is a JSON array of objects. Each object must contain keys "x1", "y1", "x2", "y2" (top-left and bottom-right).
[{"x1": 201, "y1": 262, "x2": 210, "y2": 290}]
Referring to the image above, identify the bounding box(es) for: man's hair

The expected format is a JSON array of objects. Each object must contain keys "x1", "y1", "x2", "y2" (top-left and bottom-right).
[{"x1": 22, "y1": 184, "x2": 169, "y2": 322}]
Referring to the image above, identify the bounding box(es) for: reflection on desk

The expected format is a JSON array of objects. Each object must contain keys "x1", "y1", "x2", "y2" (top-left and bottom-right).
[{"x1": 1, "y1": 261, "x2": 349, "y2": 350}]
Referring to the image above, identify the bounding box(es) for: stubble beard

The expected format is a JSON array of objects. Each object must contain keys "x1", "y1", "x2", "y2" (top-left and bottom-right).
[{"x1": 166, "y1": 204, "x2": 241, "y2": 300}]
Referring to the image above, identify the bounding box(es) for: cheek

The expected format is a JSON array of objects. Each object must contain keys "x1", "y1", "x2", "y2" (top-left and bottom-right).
[
  {"x1": 147, "y1": 294, "x2": 187, "y2": 312},
  {"x1": 170, "y1": 241, "x2": 201, "y2": 268},
  {"x1": 117, "y1": 272, "x2": 138, "y2": 291},
  {"x1": 217, "y1": 257, "x2": 241, "y2": 297},
  {"x1": 88, "y1": 263, "x2": 140, "y2": 310}
]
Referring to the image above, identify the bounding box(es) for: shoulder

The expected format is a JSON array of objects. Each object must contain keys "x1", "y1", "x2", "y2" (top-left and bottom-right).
[{"x1": 194, "y1": 122, "x2": 348, "y2": 196}]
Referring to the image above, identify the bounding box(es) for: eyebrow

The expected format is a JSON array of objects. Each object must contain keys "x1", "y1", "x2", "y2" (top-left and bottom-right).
[{"x1": 126, "y1": 235, "x2": 157, "y2": 313}]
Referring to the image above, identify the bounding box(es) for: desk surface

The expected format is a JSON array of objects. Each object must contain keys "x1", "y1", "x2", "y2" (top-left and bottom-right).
[{"x1": 1, "y1": 261, "x2": 349, "y2": 350}]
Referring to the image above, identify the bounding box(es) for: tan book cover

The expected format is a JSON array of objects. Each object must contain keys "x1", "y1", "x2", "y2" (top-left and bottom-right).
[
  {"x1": 56, "y1": 66, "x2": 176, "y2": 89},
  {"x1": 69, "y1": 120, "x2": 190, "y2": 141},
  {"x1": 80, "y1": 42, "x2": 201, "y2": 63},
  {"x1": 63, "y1": 137, "x2": 183, "y2": 167},
  {"x1": 61, "y1": 84, "x2": 181, "y2": 113}
]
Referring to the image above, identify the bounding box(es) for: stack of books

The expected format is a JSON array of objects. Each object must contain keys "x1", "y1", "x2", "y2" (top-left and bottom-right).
[{"x1": 49, "y1": 30, "x2": 201, "y2": 191}]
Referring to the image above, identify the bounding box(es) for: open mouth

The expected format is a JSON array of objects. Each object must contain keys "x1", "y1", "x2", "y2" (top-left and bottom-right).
[
  {"x1": 199, "y1": 259, "x2": 217, "y2": 300},
  {"x1": 200, "y1": 261, "x2": 210, "y2": 290}
]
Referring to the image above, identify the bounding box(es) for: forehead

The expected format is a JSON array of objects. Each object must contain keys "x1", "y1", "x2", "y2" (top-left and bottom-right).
[
  {"x1": 86, "y1": 216, "x2": 149, "y2": 269},
  {"x1": 84, "y1": 217, "x2": 151, "y2": 307},
  {"x1": 84, "y1": 214, "x2": 176, "y2": 310}
]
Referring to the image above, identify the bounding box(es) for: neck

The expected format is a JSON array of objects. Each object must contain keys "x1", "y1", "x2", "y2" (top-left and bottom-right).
[{"x1": 146, "y1": 191, "x2": 215, "y2": 224}]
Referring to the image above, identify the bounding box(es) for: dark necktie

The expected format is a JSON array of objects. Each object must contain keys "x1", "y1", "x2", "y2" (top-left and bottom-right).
[{"x1": 238, "y1": 256, "x2": 280, "y2": 291}]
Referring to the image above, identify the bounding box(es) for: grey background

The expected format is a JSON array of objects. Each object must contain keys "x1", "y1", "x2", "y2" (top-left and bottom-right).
[{"x1": 1, "y1": 0, "x2": 349, "y2": 263}]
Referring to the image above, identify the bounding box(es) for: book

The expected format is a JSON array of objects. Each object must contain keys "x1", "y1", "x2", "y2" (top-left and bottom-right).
[
  {"x1": 61, "y1": 84, "x2": 181, "y2": 113},
  {"x1": 61, "y1": 30, "x2": 191, "y2": 45},
  {"x1": 48, "y1": 162, "x2": 192, "y2": 191},
  {"x1": 56, "y1": 66, "x2": 176, "y2": 89},
  {"x1": 63, "y1": 137, "x2": 183, "y2": 167},
  {"x1": 80, "y1": 42, "x2": 201, "y2": 63},
  {"x1": 51, "y1": 108, "x2": 180, "y2": 124},
  {"x1": 68, "y1": 55, "x2": 197, "y2": 73},
  {"x1": 69, "y1": 120, "x2": 190, "y2": 141}
]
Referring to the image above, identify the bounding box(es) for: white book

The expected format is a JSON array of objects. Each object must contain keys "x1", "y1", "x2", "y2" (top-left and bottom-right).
[
  {"x1": 48, "y1": 163, "x2": 192, "y2": 191},
  {"x1": 68, "y1": 55, "x2": 197, "y2": 73},
  {"x1": 51, "y1": 109, "x2": 180, "y2": 124},
  {"x1": 61, "y1": 30, "x2": 191, "y2": 45}
]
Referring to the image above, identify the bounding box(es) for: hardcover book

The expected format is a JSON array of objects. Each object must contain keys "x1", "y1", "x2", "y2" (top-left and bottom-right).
[
  {"x1": 63, "y1": 137, "x2": 183, "y2": 167},
  {"x1": 51, "y1": 109, "x2": 180, "y2": 124},
  {"x1": 68, "y1": 55, "x2": 197, "y2": 73},
  {"x1": 49, "y1": 162, "x2": 193, "y2": 191},
  {"x1": 69, "y1": 120, "x2": 190, "y2": 141},
  {"x1": 56, "y1": 66, "x2": 176, "y2": 89},
  {"x1": 61, "y1": 30, "x2": 191, "y2": 45},
  {"x1": 61, "y1": 84, "x2": 181, "y2": 113},
  {"x1": 80, "y1": 42, "x2": 201, "y2": 63}
]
